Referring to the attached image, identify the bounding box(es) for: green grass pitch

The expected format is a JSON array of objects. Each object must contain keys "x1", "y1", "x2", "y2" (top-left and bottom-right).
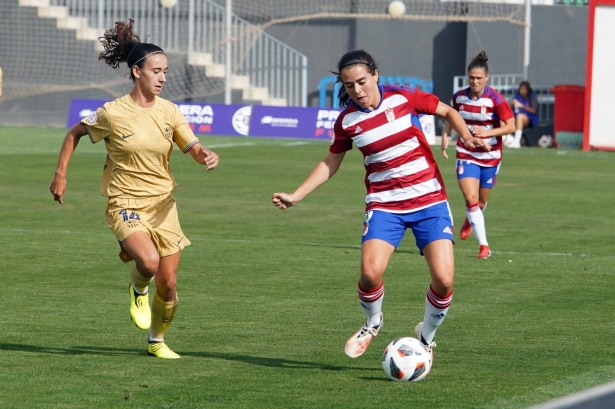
[{"x1": 1, "y1": 125, "x2": 614, "y2": 408}]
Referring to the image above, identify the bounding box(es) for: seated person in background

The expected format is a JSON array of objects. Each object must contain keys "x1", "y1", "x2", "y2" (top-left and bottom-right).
[{"x1": 507, "y1": 81, "x2": 538, "y2": 148}]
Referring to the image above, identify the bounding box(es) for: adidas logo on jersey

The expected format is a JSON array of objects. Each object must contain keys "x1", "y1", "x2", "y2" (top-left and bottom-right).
[
  {"x1": 442, "y1": 226, "x2": 452, "y2": 234},
  {"x1": 355, "y1": 126, "x2": 362, "y2": 134}
]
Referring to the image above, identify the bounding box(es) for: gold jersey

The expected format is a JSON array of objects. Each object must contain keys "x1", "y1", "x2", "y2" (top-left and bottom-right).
[{"x1": 82, "y1": 94, "x2": 199, "y2": 198}]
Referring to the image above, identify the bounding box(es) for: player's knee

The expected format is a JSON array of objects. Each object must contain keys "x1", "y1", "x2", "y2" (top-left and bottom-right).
[
  {"x1": 361, "y1": 262, "x2": 386, "y2": 287},
  {"x1": 139, "y1": 255, "x2": 160, "y2": 276},
  {"x1": 431, "y1": 276, "x2": 454, "y2": 294}
]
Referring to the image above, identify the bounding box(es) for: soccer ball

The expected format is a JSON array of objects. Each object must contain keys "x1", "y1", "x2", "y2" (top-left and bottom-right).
[
  {"x1": 538, "y1": 134, "x2": 554, "y2": 148},
  {"x1": 159, "y1": 0, "x2": 177, "y2": 8},
  {"x1": 388, "y1": 1, "x2": 406, "y2": 17},
  {"x1": 382, "y1": 337, "x2": 431, "y2": 382}
]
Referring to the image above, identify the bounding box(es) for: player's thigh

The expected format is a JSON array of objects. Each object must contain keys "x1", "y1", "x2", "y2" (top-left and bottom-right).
[
  {"x1": 121, "y1": 232, "x2": 160, "y2": 274},
  {"x1": 456, "y1": 161, "x2": 481, "y2": 204},
  {"x1": 155, "y1": 252, "x2": 181, "y2": 301},
  {"x1": 422, "y1": 239, "x2": 454, "y2": 294},
  {"x1": 478, "y1": 163, "x2": 499, "y2": 193},
  {"x1": 360, "y1": 211, "x2": 402, "y2": 283}
]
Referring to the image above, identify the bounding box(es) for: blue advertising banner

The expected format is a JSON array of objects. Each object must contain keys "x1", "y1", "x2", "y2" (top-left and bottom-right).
[
  {"x1": 248, "y1": 105, "x2": 341, "y2": 141},
  {"x1": 68, "y1": 99, "x2": 251, "y2": 137},
  {"x1": 67, "y1": 99, "x2": 435, "y2": 143},
  {"x1": 67, "y1": 99, "x2": 108, "y2": 128},
  {"x1": 176, "y1": 102, "x2": 250, "y2": 136}
]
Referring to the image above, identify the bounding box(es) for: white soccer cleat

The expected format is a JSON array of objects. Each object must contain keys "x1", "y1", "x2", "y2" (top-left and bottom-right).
[
  {"x1": 344, "y1": 313, "x2": 383, "y2": 358},
  {"x1": 414, "y1": 322, "x2": 436, "y2": 368}
]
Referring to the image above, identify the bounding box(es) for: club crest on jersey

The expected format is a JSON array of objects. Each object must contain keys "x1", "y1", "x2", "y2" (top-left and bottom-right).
[
  {"x1": 163, "y1": 126, "x2": 172, "y2": 140},
  {"x1": 481, "y1": 105, "x2": 487, "y2": 115},
  {"x1": 385, "y1": 107, "x2": 395, "y2": 122}
]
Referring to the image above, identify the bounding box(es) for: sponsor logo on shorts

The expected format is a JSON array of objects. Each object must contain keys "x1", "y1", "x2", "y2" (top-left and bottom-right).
[
  {"x1": 486, "y1": 178, "x2": 493, "y2": 184},
  {"x1": 442, "y1": 226, "x2": 452, "y2": 235}
]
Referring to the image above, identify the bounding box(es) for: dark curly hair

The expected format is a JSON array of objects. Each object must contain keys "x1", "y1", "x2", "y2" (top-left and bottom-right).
[
  {"x1": 468, "y1": 50, "x2": 489, "y2": 74},
  {"x1": 332, "y1": 50, "x2": 379, "y2": 108},
  {"x1": 98, "y1": 19, "x2": 164, "y2": 81}
]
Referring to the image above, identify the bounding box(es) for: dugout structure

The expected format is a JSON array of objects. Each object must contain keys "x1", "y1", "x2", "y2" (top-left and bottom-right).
[{"x1": 583, "y1": 0, "x2": 615, "y2": 151}]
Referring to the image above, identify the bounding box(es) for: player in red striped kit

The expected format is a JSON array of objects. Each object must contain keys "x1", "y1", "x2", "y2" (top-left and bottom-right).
[
  {"x1": 441, "y1": 51, "x2": 515, "y2": 259},
  {"x1": 272, "y1": 50, "x2": 490, "y2": 372}
]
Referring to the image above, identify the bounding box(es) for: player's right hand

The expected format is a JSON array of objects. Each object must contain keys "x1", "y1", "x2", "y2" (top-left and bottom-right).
[
  {"x1": 463, "y1": 137, "x2": 492, "y2": 151},
  {"x1": 272, "y1": 193, "x2": 297, "y2": 210},
  {"x1": 50, "y1": 176, "x2": 66, "y2": 204}
]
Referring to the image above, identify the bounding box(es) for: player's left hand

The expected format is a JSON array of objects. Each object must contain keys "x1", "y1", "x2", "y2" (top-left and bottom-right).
[{"x1": 441, "y1": 135, "x2": 449, "y2": 159}]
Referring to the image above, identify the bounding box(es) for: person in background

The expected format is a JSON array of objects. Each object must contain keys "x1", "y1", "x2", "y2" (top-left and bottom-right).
[
  {"x1": 441, "y1": 51, "x2": 515, "y2": 259},
  {"x1": 507, "y1": 81, "x2": 539, "y2": 148}
]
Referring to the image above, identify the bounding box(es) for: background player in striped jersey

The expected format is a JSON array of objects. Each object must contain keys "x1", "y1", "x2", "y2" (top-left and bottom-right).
[
  {"x1": 441, "y1": 51, "x2": 515, "y2": 259},
  {"x1": 49, "y1": 20, "x2": 219, "y2": 359},
  {"x1": 272, "y1": 50, "x2": 489, "y2": 372}
]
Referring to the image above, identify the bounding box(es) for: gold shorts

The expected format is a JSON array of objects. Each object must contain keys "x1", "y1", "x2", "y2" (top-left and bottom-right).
[{"x1": 105, "y1": 193, "x2": 191, "y2": 262}]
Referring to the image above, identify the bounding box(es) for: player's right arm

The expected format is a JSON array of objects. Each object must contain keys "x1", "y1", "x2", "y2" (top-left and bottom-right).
[
  {"x1": 272, "y1": 151, "x2": 346, "y2": 210},
  {"x1": 50, "y1": 123, "x2": 88, "y2": 204}
]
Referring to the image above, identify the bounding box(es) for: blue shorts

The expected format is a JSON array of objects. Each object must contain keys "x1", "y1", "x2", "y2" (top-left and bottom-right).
[
  {"x1": 361, "y1": 201, "x2": 454, "y2": 251},
  {"x1": 456, "y1": 160, "x2": 500, "y2": 189}
]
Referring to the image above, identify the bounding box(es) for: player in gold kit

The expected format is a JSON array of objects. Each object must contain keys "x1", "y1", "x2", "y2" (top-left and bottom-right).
[{"x1": 49, "y1": 20, "x2": 219, "y2": 359}]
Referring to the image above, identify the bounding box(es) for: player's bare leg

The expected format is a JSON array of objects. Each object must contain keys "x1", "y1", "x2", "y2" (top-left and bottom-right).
[
  {"x1": 121, "y1": 232, "x2": 159, "y2": 329},
  {"x1": 459, "y1": 178, "x2": 491, "y2": 258},
  {"x1": 148, "y1": 252, "x2": 181, "y2": 359},
  {"x1": 415, "y1": 239, "x2": 455, "y2": 366},
  {"x1": 345, "y1": 239, "x2": 394, "y2": 358}
]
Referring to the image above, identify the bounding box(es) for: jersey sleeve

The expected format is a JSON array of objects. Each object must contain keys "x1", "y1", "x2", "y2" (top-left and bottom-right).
[
  {"x1": 329, "y1": 117, "x2": 353, "y2": 154},
  {"x1": 495, "y1": 97, "x2": 514, "y2": 122},
  {"x1": 530, "y1": 94, "x2": 539, "y2": 110},
  {"x1": 81, "y1": 106, "x2": 112, "y2": 144},
  {"x1": 172, "y1": 105, "x2": 200, "y2": 153},
  {"x1": 411, "y1": 89, "x2": 440, "y2": 115}
]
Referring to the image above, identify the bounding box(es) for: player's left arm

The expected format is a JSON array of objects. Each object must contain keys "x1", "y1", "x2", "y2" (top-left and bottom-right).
[
  {"x1": 472, "y1": 100, "x2": 515, "y2": 138},
  {"x1": 434, "y1": 102, "x2": 491, "y2": 151},
  {"x1": 187, "y1": 142, "x2": 219, "y2": 171}
]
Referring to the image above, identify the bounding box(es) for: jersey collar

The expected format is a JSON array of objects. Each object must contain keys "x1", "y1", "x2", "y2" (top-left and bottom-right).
[{"x1": 351, "y1": 84, "x2": 384, "y2": 113}]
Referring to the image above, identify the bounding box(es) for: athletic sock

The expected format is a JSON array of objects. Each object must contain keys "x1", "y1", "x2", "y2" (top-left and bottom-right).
[
  {"x1": 421, "y1": 286, "x2": 453, "y2": 344},
  {"x1": 466, "y1": 203, "x2": 488, "y2": 246},
  {"x1": 150, "y1": 293, "x2": 178, "y2": 342},
  {"x1": 131, "y1": 264, "x2": 154, "y2": 294},
  {"x1": 513, "y1": 130, "x2": 523, "y2": 145},
  {"x1": 358, "y1": 281, "x2": 384, "y2": 328}
]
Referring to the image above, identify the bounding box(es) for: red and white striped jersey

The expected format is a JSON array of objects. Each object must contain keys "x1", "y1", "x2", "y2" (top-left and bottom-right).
[
  {"x1": 330, "y1": 85, "x2": 447, "y2": 213},
  {"x1": 451, "y1": 86, "x2": 513, "y2": 167}
]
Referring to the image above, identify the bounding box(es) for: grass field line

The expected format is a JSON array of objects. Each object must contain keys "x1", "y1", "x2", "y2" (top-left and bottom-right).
[
  {"x1": 479, "y1": 365, "x2": 615, "y2": 409},
  {"x1": 0, "y1": 139, "x2": 319, "y2": 155},
  {"x1": 2, "y1": 227, "x2": 613, "y2": 259}
]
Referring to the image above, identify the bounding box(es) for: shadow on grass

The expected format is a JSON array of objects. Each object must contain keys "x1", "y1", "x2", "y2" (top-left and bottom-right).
[
  {"x1": 300, "y1": 242, "x2": 418, "y2": 255},
  {"x1": 0, "y1": 343, "x2": 143, "y2": 356},
  {"x1": 0, "y1": 343, "x2": 379, "y2": 372},
  {"x1": 180, "y1": 351, "x2": 380, "y2": 372}
]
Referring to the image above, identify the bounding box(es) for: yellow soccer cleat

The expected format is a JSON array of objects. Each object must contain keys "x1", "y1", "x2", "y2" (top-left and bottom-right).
[
  {"x1": 147, "y1": 342, "x2": 180, "y2": 359},
  {"x1": 129, "y1": 284, "x2": 151, "y2": 330}
]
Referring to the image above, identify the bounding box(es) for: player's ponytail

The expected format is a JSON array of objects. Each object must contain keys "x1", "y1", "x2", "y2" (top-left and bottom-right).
[
  {"x1": 468, "y1": 50, "x2": 489, "y2": 74},
  {"x1": 98, "y1": 19, "x2": 164, "y2": 81},
  {"x1": 333, "y1": 50, "x2": 379, "y2": 108}
]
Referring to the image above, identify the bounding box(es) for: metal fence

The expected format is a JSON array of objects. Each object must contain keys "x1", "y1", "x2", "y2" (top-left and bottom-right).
[
  {"x1": 47, "y1": 0, "x2": 307, "y2": 106},
  {"x1": 453, "y1": 74, "x2": 553, "y2": 124}
]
